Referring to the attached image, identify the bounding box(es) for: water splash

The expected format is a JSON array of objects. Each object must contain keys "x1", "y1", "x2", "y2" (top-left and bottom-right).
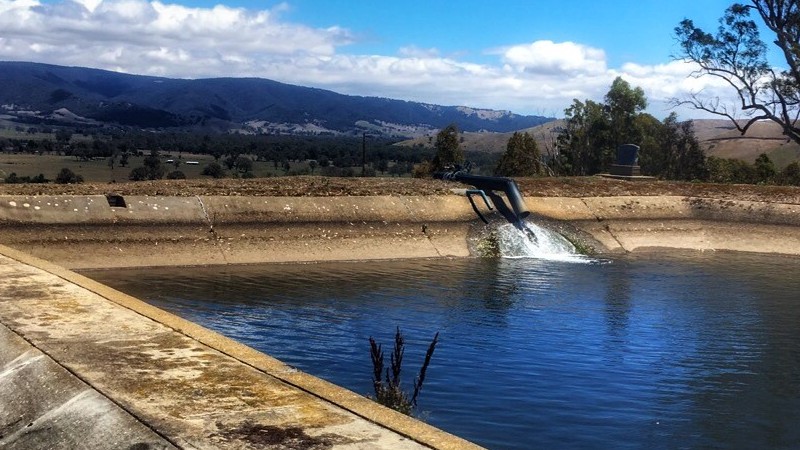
[{"x1": 495, "y1": 222, "x2": 591, "y2": 263}]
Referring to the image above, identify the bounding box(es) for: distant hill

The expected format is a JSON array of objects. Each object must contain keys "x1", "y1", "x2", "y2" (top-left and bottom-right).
[
  {"x1": 698, "y1": 119, "x2": 800, "y2": 168},
  {"x1": 397, "y1": 118, "x2": 799, "y2": 168},
  {"x1": 396, "y1": 119, "x2": 565, "y2": 153},
  {"x1": 0, "y1": 61, "x2": 552, "y2": 137}
]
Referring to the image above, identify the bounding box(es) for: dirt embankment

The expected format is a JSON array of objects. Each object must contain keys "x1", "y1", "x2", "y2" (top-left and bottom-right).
[{"x1": 1, "y1": 176, "x2": 799, "y2": 204}]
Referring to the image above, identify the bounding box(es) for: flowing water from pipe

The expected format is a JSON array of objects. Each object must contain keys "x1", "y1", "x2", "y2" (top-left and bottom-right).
[{"x1": 495, "y1": 222, "x2": 591, "y2": 262}]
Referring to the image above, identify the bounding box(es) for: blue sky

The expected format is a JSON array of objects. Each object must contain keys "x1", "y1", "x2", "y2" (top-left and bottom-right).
[
  {"x1": 0, "y1": 0, "x2": 759, "y2": 118},
  {"x1": 267, "y1": 0, "x2": 733, "y2": 66}
]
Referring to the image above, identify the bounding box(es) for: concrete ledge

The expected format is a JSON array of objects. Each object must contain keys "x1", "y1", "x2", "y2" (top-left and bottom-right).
[
  {"x1": 0, "y1": 244, "x2": 483, "y2": 450},
  {"x1": 2, "y1": 194, "x2": 800, "y2": 268}
]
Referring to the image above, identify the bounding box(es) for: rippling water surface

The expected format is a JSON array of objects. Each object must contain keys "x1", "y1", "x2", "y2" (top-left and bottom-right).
[{"x1": 87, "y1": 252, "x2": 800, "y2": 450}]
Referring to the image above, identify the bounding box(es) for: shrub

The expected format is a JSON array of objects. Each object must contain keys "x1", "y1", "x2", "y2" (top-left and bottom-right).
[
  {"x1": 201, "y1": 162, "x2": 225, "y2": 179},
  {"x1": 128, "y1": 166, "x2": 149, "y2": 181},
  {"x1": 166, "y1": 170, "x2": 186, "y2": 179},
  {"x1": 779, "y1": 161, "x2": 800, "y2": 186},
  {"x1": 412, "y1": 161, "x2": 431, "y2": 178},
  {"x1": 55, "y1": 168, "x2": 83, "y2": 184},
  {"x1": 5, "y1": 172, "x2": 51, "y2": 184},
  {"x1": 369, "y1": 327, "x2": 439, "y2": 415}
]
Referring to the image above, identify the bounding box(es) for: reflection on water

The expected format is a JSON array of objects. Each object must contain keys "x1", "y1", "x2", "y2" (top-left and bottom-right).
[{"x1": 86, "y1": 252, "x2": 800, "y2": 450}]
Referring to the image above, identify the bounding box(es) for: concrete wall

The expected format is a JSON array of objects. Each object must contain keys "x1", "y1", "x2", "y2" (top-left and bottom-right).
[
  {"x1": 1, "y1": 193, "x2": 799, "y2": 268},
  {"x1": 0, "y1": 195, "x2": 477, "y2": 268}
]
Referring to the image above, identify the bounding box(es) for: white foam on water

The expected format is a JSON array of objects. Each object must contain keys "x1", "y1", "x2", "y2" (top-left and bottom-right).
[{"x1": 495, "y1": 222, "x2": 592, "y2": 263}]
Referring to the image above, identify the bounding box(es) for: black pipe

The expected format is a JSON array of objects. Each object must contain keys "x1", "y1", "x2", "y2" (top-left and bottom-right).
[{"x1": 435, "y1": 171, "x2": 530, "y2": 223}]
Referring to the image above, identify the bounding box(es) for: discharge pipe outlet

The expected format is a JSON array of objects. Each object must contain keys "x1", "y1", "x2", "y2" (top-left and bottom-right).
[{"x1": 434, "y1": 169, "x2": 531, "y2": 233}]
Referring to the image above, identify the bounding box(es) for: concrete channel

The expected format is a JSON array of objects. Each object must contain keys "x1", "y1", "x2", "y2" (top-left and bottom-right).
[{"x1": 1, "y1": 192, "x2": 799, "y2": 449}]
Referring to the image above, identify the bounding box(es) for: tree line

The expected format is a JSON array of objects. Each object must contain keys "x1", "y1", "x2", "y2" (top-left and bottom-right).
[{"x1": 426, "y1": 76, "x2": 799, "y2": 186}]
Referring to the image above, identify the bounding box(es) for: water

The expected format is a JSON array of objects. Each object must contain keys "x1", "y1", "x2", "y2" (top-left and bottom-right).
[
  {"x1": 496, "y1": 222, "x2": 588, "y2": 262},
  {"x1": 86, "y1": 251, "x2": 800, "y2": 450}
]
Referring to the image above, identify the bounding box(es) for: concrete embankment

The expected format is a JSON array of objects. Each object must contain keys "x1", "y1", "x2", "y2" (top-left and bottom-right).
[
  {"x1": 1, "y1": 193, "x2": 799, "y2": 268},
  {"x1": 1, "y1": 192, "x2": 799, "y2": 449},
  {"x1": 0, "y1": 195, "x2": 476, "y2": 269},
  {"x1": 532, "y1": 196, "x2": 800, "y2": 255},
  {"x1": 0, "y1": 244, "x2": 482, "y2": 450}
]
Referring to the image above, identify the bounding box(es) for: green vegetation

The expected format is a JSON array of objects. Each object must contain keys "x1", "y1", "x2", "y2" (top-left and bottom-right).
[
  {"x1": 55, "y1": 168, "x2": 83, "y2": 184},
  {"x1": 0, "y1": 126, "x2": 499, "y2": 182},
  {"x1": 552, "y1": 77, "x2": 707, "y2": 181},
  {"x1": 369, "y1": 327, "x2": 439, "y2": 416},
  {"x1": 707, "y1": 152, "x2": 800, "y2": 185},
  {"x1": 545, "y1": 76, "x2": 800, "y2": 186},
  {"x1": 431, "y1": 123, "x2": 464, "y2": 172},
  {"x1": 201, "y1": 162, "x2": 225, "y2": 179},
  {"x1": 4, "y1": 172, "x2": 48, "y2": 184},
  {"x1": 495, "y1": 131, "x2": 542, "y2": 177}
]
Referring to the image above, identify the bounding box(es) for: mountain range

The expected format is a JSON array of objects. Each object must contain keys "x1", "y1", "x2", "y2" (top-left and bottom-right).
[{"x1": 0, "y1": 61, "x2": 552, "y2": 137}]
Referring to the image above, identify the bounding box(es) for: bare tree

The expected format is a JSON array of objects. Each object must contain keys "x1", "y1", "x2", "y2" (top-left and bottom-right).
[{"x1": 674, "y1": 1, "x2": 800, "y2": 144}]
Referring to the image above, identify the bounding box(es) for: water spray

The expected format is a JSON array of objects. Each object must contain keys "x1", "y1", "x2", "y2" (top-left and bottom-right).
[{"x1": 434, "y1": 164, "x2": 538, "y2": 242}]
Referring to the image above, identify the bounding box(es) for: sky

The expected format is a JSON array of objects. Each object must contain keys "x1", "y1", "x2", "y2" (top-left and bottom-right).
[{"x1": 0, "y1": 0, "x2": 766, "y2": 119}]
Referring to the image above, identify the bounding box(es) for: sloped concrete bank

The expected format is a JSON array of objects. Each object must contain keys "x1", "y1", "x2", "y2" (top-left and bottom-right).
[
  {"x1": 532, "y1": 196, "x2": 800, "y2": 255},
  {"x1": 1, "y1": 194, "x2": 799, "y2": 269},
  {"x1": 0, "y1": 195, "x2": 476, "y2": 269},
  {"x1": 0, "y1": 245, "x2": 481, "y2": 450},
  {"x1": 1, "y1": 193, "x2": 799, "y2": 449}
]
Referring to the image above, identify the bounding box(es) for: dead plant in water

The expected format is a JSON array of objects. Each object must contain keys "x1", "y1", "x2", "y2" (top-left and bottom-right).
[{"x1": 369, "y1": 327, "x2": 439, "y2": 415}]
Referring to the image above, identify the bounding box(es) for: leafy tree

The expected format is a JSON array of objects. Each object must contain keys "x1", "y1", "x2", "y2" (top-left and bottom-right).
[
  {"x1": 234, "y1": 156, "x2": 254, "y2": 173},
  {"x1": 779, "y1": 161, "x2": 800, "y2": 185},
  {"x1": 431, "y1": 123, "x2": 464, "y2": 172},
  {"x1": 495, "y1": 132, "x2": 542, "y2": 177},
  {"x1": 642, "y1": 114, "x2": 708, "y2": 181},
  {"x1": 128, "y1": 166, "x2": 150, "y2": 181},
  {"x1": 55, "y1": 168, "x2": 83, "y2": 184},
  {"x1": 201, "y1": 162, "x2": 225, "y2": 178},
  {"x1": 55, "y1": 128, "x2": 72, "y2": 144},
  {"x1": 556, "y1": 78, "x2": 709, "y2": 180},
  {"x1": 132, "y1": 149, "x2": 167, "y2": 180},
  {"x1": 675, "y1": 1, "x2": 800, "y2": 144},
  {"x1": 555, "y1": 99, "x2": 612, "y2": 175},
  {"x1": 707, "y1": 156, "x2": 757, "y2": 183},
  {"x1": 753, "y1": 152, "x2": 777, "y2": 183},
  {"x1": 377, "y1": 159, "x2": 389, "y2": 174},
  {"x1": 605, "y1": 77, "x2": 648, "y2": 148},
  {"x1": 224, "y1": 155, "x2": 237, "y2": 170}
]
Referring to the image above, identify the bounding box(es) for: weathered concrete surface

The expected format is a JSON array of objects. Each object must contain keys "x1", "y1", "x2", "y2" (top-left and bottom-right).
[
  {"x1": 1, "y1": 194, "x2": 800, "y2": 269},
  {"x1": 0, "y1": 323, "x2": 175, "y2": 449},
  {"x1": 0, "y1": 195, "x2": 476, "y2": 268},
  {"x1": 0, "y1": 245, "x2": 483, "y2": 450},
  {"x1": 528, "y1": 196, "x2": 800, "y2": 255}
]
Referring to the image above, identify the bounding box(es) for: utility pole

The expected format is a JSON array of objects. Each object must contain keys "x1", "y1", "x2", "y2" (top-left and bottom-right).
[{"x1": 362, "y1": 132, "x2": 367, "y2": 177}]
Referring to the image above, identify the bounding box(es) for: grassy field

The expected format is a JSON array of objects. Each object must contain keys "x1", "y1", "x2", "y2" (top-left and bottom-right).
[{"x1": 0, "y1": 153, "x2": 328, "y2": 183}]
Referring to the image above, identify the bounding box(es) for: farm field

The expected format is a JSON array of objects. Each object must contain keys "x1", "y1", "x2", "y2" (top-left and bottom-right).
[{"x1": 0, "y1": 153, "x2": 323, "y2": 183}]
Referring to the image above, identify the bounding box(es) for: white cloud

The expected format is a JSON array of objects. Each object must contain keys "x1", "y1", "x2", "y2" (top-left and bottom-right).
[
  {"x1": 398, "y1": 46, "x2": 440, "y2": 58},
  {"x1": 497, "y1": 40, "x2": 608, "y2": 76},
  {"x1": 0, "y1": 0, "x2": 741, "y2": 119}
]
